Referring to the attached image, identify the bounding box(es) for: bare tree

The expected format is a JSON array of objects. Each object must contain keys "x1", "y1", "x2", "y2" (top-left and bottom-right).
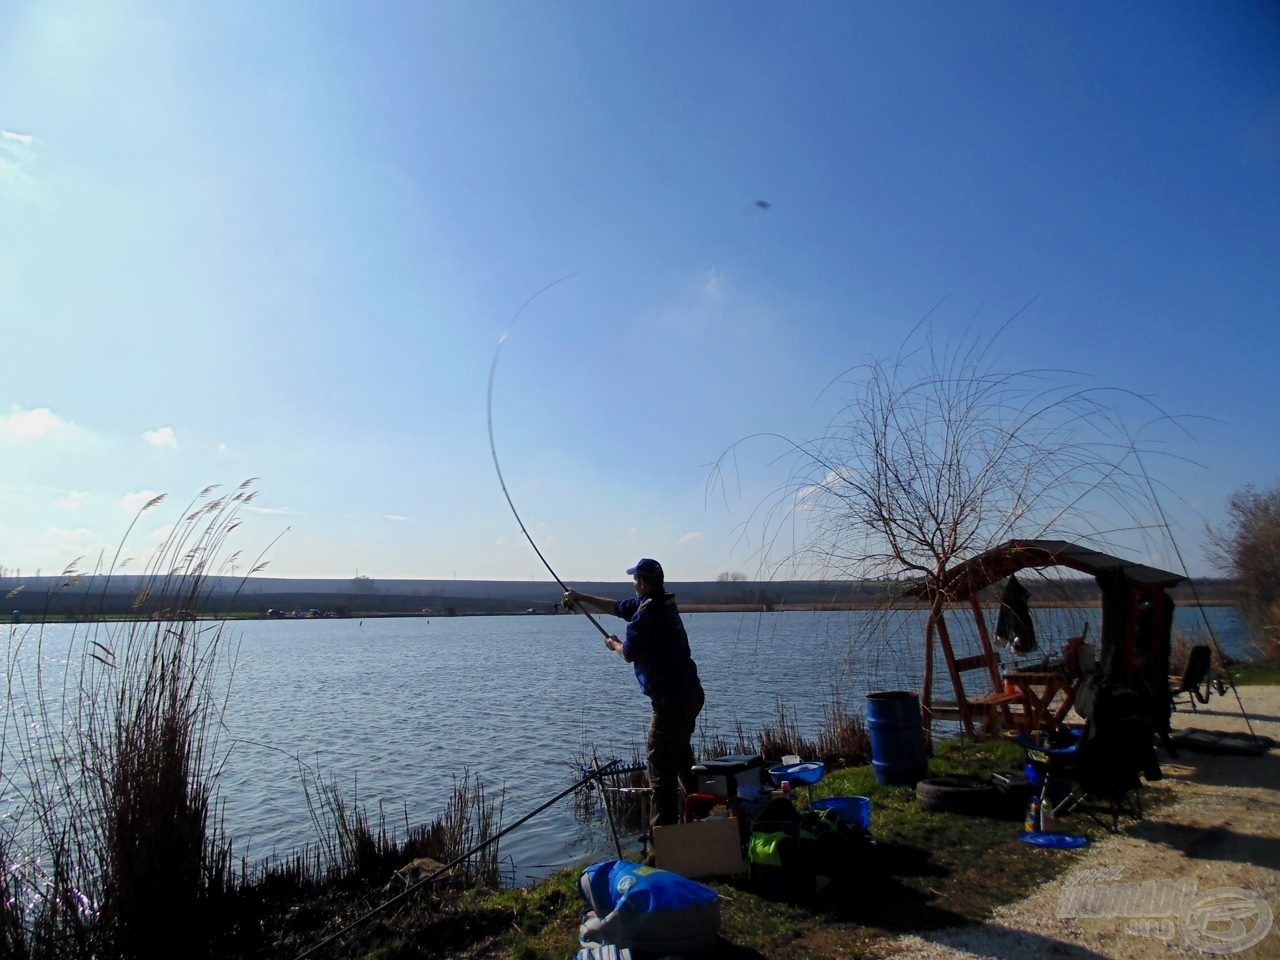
[
  {"x1": 1208, "y1": 482, "x2": 1280, "y2": 658},
  {"x1": 713, "y1": 322, "x2": 1185, "y2": 591},
  {"x1": 715, "y1": 570, "x2": 751, "y2": 603}
]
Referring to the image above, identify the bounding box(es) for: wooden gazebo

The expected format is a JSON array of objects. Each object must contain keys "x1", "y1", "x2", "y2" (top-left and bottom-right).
[{"x1": 905, "y1": 539, "x2": 1185, "y2": 739}]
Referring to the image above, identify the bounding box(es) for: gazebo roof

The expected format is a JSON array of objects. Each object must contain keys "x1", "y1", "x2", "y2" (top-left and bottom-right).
[{"x1": 904, "y1": 539, "x2": 1185, "y2": 602}]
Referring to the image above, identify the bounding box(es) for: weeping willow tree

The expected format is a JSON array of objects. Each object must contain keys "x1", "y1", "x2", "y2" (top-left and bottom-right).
[{"x1": 712, "y1": 321, "x2": 1188, "y2": 696}]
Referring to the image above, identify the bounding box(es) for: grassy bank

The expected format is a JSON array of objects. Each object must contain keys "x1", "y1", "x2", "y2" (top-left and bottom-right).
[
  {"x1": 329, "y1": 735, "x2": 1170, "y2": 960},
  {"x1": 1226, "y1": 659, "x2": 1280, "y2": 685}
]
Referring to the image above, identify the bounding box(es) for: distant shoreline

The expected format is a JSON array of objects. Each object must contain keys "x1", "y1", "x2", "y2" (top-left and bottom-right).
[
  {"x1": 2, "y1": 571, "x2": 1236, "y2": 622},
  {"x1": 12, "y1": 596, "x2": 1237, "y2": 625}
]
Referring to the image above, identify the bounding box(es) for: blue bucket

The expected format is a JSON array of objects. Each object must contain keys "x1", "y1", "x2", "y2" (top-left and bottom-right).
[
  {"x1": 767, "y1": 761, "x2": 825, "y2": 786},
  {"x1": 866, "y1": 690, "x2": 927, "y2": 786},
  {"x1": 811, "y1": 795, "x2": 871, "y2": 830}
]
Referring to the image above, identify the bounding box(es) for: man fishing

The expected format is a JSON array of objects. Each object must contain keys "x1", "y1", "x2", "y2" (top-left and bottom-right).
[{"x1": 564, "y1": 558, "x2": 705, "y2": 833}]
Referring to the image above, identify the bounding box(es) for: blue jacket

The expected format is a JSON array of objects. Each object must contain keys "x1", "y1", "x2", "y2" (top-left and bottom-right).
[{"x1": 615, "y1": 593, "x2": 702, "y2": 699}]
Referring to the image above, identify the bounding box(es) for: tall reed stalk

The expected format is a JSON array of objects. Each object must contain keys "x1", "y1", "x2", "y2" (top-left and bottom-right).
[
  {"x1": 1, "y1": 482, "x2": 261, "y2": 958},
  {"x1": 300, "y1": 769, "x2": 504, "y2": 889},
  {"x1": 3, "y1": 482, "x2": 511, "y2": 958},
  {"x1": 696, "y1": 695, "x2": 871, "y2": 769}
]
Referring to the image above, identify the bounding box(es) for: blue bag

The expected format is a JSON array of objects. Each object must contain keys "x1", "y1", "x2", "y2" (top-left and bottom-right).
[{"x1": 578, "y1": 859, "x2": 720, "y2": 954}]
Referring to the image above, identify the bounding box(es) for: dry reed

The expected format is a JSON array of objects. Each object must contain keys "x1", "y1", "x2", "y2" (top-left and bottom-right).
[
  {"x1": 698, "y1": 695, "x2": 871, "y2": 769},
  {"x1": 0, "y1": 484, "x2": 262, "y2": 958},
  {"x1": 1, "y1": 481, "x2": 507, "y2": 959},
  {"x1": 301, "y1": 769, "x2": 504, "y2": 889}
]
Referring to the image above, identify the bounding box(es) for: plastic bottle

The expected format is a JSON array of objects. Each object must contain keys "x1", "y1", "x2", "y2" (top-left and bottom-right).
[
  {"x1": 1040, "y1": 803, "x2": 1056, "y2": 833},
  {"x1": 1024, "y1": 798, "x2": 1040, "y2": 832},
  {"x1": 780, "y1": 780, "x2": 791, "y2": 797}
]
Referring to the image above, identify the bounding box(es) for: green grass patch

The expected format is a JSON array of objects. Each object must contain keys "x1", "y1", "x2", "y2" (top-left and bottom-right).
[{"x1": 1227, "y1": 660, "x2": 1280, "y2": 685}]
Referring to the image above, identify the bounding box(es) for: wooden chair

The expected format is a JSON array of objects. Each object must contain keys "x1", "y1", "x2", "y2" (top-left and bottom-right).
[
  {"x1": 926, "y1": 600, "x2": 1021, "y2": 737},
  {"x1": 951, "y1": 652, "x2": 1020, "y2": 735}
]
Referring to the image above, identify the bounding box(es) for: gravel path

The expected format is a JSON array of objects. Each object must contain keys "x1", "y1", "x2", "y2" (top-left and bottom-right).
[{"x1": 883, "y1": 685, "x2": 1280, "y2": 960}]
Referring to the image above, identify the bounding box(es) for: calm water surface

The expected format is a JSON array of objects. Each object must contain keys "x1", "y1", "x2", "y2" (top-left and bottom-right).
[{"x1": 3, "y1": 605, "x2": 1251, "y2": 882}]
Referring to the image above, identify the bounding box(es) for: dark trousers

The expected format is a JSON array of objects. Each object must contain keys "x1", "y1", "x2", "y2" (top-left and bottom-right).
[{"x1": 647, "y1": 688, "x2": 705, "y2": 830}]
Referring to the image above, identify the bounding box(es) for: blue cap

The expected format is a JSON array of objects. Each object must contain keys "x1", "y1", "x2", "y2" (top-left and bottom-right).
[{"x1": 626, "y1": 558, "x2": 664, "y2": 579}]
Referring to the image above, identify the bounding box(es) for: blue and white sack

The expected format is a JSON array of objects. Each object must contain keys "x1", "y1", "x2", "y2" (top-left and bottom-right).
[
  {"x1": 578, "y1": 859, "x2": 720, "y2": 954},
  {"x1": 572, "y1": 946, "x2": 632, "y2": 960}
]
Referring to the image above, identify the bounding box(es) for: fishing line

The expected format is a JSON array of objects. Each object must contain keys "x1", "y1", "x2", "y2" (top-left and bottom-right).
[
  {"x1": 1132, "y1": 446, "x2": 1260, "y2": 743},
  {"x1": 486, "y1": 276, "x2": 609, "y2": 639}
]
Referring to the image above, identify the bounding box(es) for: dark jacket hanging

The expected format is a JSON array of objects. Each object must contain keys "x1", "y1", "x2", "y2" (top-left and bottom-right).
[{"x1": 995, "y1": 573, "x2": 1037, "y2": 653}]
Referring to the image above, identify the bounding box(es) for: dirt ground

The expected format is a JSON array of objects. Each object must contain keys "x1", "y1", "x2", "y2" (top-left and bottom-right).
[{"x1": 881, "y1": 685, "x2": 1280, "y2": 960}]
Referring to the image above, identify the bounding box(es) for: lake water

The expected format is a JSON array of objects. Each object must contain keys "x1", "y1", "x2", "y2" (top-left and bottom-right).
[{"x1": 2, "y1": 604, "x2": 1252, "y2": 883}]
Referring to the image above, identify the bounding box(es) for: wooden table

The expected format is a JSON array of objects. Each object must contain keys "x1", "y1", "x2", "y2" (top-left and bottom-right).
[{"x1": 1003, "y1": 670, "x2": 1079, "y2": 733}]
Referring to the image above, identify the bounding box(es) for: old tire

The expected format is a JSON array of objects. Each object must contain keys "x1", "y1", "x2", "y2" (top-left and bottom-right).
[{"x1": 915, "y1": 775, "x2": 999, "y2": 815}]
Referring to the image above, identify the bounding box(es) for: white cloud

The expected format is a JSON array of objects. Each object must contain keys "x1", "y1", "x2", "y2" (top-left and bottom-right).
[
  {"x1": 120, "y1": 489, "x2": 164, "y2": 515},
  {"x1": 41, "y1": 525, "x2": 97, "y2": 549},
  {"x1": 142, "y1": 426, "x2": 178, "y2": 447},
  {"x1": 217, "y1": 443, "x2": 228, "y2": 455},
  {"x1": 1, "y1": 405, "x2": 71, "y2": 440},
  {"x1": 144, "y1": 522, "x2": 177, "y2": 546},
  {"x1": 0, "y1": 131, "x2": 45, "y2": 206},
  {"x1": 2, "y1": 526, "x2": 107, "y2": 579},
  {"x1": 56, "y1": 491, "x2": 88, "y2": 510},
  {"x1": 245, "y1": 505, "x2": 290, "y2": 515},
  {"x1": 384, "y1": 514, "x2": 410, "y2": 522},
  {"x1": 677, "y1": 531, "x2": 704, "y2": 544},
  {"x1": 795, "y1": 467, "x2": 854, "y2": 509},
  {"x1": 702, "y1": 269, "x2": 725, "y2": 301}
]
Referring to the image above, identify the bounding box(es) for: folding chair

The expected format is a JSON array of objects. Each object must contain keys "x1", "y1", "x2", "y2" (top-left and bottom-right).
[
  {"x1": 1169, "y1": 644, "x2": 1213, "y2": 711},
  {"x1": 1019, "y1": 684, "x2": 1159, "y2": 830}
]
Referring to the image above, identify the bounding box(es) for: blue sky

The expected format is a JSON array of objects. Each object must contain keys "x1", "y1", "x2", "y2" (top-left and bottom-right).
[{"x1": 2, "y1": 1, "x2": 1277, "y2": 582}]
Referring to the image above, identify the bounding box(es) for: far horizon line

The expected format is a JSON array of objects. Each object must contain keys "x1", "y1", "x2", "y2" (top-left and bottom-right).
[{"x1": 0, "y1": 571, "x2": 1233, "y2": 585}]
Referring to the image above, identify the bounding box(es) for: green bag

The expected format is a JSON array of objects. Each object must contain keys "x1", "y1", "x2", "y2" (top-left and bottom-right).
[{"x1": 747, "y1": 798, "x2": 866, "y2": 900}]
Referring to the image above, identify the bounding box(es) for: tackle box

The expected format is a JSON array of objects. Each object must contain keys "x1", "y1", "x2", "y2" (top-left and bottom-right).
[{"x1": 692, "y1": 753, "x2": 766, "y2": 799}]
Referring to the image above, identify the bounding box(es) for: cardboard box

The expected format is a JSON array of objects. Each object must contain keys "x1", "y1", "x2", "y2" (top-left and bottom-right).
[{"x1": 652, "y1": 817, "x2": 744, "y2": 878}]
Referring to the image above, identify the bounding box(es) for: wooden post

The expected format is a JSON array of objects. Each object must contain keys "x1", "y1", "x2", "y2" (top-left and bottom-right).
[
  {"x1": 971, "y1": 595, "x2": 1001, "y2": 687},
  {"x1": 922, "y1": 600, "x2": 936, "y2": 751},
  {"x1": 934, "y1": 608, "x2": 975, "y2": 736}
]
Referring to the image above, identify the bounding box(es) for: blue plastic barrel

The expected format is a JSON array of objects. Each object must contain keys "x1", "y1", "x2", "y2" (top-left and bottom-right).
[{"x1": 866, "y1": 691, "x2": 927, "y2": 786}]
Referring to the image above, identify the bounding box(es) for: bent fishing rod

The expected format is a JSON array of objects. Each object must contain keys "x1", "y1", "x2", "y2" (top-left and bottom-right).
[{"x1": 486, "y1": 276, "x2": 610, "y2": 639}]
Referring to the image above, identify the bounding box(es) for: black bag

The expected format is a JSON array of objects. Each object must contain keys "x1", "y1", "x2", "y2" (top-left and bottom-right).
[{"x1": 746, "y1": 797, "x2": 870, "y2": 900}]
